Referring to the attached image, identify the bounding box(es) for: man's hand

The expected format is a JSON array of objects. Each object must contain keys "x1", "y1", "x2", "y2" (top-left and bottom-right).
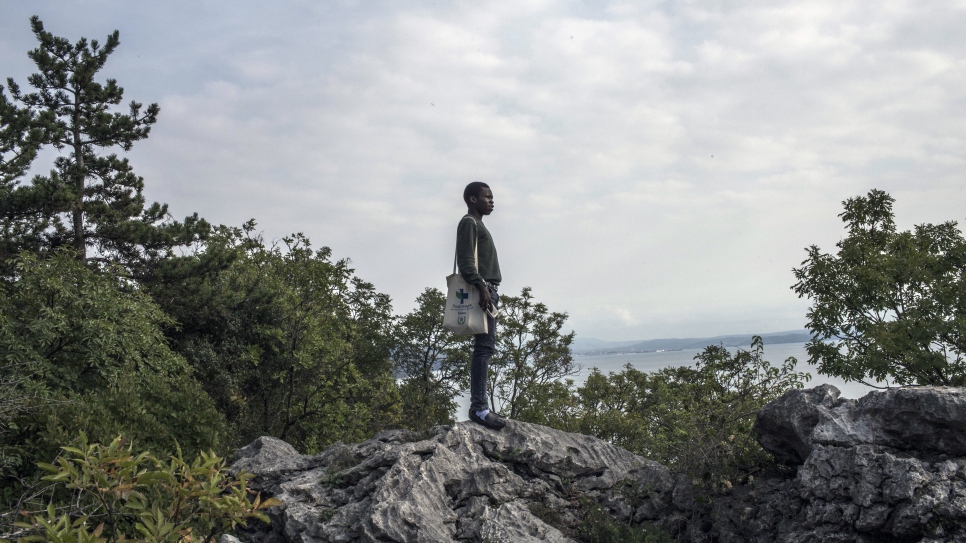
[{"x1": 478, "y1": 284, "x2": 493, "y2": 312}]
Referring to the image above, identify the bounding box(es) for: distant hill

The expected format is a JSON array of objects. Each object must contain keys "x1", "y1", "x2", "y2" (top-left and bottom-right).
[
  {"x1": 567, "y1": 338, "x2": 643, "y2": 352},
  {"x1": 572, "y1": 330, "x2": 812, "y2": 355}
]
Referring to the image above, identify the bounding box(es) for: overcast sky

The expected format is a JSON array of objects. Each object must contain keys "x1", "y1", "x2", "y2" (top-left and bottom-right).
[{"x1": 2, "y1": 1, "x2": 965, "y2": 341}]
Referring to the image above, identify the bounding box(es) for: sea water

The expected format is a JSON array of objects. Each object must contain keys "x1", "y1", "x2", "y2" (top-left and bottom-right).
[{"x1": 457, "y1": 342, "x2": 880, "y2": 419}]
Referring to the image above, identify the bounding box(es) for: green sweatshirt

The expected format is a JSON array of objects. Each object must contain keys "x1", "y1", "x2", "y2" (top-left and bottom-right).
[{"x1": 456, "y1": 215, "x2": 501, "y2": 289}]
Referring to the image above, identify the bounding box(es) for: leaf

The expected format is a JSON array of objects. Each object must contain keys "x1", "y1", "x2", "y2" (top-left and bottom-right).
[{"x1": 257, "y1": 497, "x2": 283, "y2": 510}]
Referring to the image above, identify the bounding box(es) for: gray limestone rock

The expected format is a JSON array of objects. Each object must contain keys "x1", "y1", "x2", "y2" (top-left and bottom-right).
[
  {"x1": 753, "y1": 384, "x2": 854, "y2": 465},
  {"x1": 688, "y1": 448, "x2": 966, "y2": 542},
  {"x1": 232, "y1": 436, "x2": 328, "y2": 495},
  {"x1": 232, "y1": 421, "x2": 676, "y2": 543},
  {"x1": 706, "y1": 386, "x2": 966, "y2": 542},
  {"x1": 755, "y1": 385, "x2": 966, "y2": 465},
  {"x1": 231, "y1": 386, "x2": 966, "y2": 543},
  {"x1": 856, "y1": 386, "x2": 966, "y2": 455}
]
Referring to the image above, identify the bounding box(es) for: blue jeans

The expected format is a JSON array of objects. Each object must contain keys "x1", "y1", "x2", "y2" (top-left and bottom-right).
[{"x1": 470, "y1": 284, "x2": 498, "y2": 412}]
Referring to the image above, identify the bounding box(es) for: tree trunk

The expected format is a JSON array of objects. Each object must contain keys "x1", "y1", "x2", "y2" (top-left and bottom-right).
[{"x1": 72, "y1": 93, "x2": 85, "y2": 261}]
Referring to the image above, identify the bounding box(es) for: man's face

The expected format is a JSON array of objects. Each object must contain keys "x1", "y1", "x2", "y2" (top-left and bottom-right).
[{"x1": 471, "y1": 187, "x2": 495, "y2": 215}]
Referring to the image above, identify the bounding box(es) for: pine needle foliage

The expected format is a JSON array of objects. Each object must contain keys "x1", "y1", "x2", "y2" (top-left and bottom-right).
[{"x1": 4, "y1": 16, "x2": 208, "y2": 274}]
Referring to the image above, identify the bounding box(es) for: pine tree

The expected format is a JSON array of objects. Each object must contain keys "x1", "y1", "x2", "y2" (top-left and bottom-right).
[
  {"x1": 0, "y1": 87, "x2": 42, "y2": 184},
  {"x1": 0, "y1": 83, "x2": 55, "y2": 267},
  {"x1": 6, "y1": 16, "x2": 208, "y2": 272}
]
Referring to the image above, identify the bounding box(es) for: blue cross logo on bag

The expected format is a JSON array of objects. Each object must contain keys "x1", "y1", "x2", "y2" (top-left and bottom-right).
[{"x1": 456, "y1": 289, "x2": 469, "y2": 303}]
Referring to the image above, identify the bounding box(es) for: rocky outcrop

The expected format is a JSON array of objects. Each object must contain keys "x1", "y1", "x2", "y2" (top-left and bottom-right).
[
  {"x1": 232, "y1": 421, "x2": 684, "y2": 543},
  {"x1": 233, "y1": 386, "x2": 966, "y2": 542},
  {"x1": 691, "y1": 385, "x2": 966, "y2": 542},
  {"x1": 755, "y1": 384, "x2": 966, "y2": 464}
]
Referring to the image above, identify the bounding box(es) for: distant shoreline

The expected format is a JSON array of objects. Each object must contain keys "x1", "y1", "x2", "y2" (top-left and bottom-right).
[
  {"x1": 572, "y1": 330, "x2": 812, "y2": 356},
  {"x1": 575, "y1": 348, "x2": 688, "y2": 356}
]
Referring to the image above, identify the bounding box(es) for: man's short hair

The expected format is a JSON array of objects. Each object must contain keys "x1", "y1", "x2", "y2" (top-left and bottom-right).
[{"x1": 463, "y1": 181, "x2": 490, "y2": 204}]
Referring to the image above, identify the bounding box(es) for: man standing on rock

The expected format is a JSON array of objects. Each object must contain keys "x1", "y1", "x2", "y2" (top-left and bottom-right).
[{"x1": 457, "y1": 181, "x2": 507, "y2": 430}]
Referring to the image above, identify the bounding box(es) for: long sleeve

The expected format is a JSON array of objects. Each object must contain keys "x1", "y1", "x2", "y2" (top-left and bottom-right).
[
  {"x1": 456, "y1": 216, "x2": 485, "y2": 289},
  {"x1": 456, "y1": 215, "x2": 501, "y2": 289}
]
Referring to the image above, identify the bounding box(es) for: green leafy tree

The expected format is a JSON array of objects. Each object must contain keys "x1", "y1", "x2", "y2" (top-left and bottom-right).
[
  {"x1": 793, "y1": 189, "x2": 966, "y2": 386},
  {"x1": 571, "y1": 338, "x2": 808, "y2": 488},
  {"x1": 489, "y1": 287, "x2": 578, "y2": 420},
  {"x1": 0, "y1": 253, "x2": 224, "y2": 504},
  {"x1": 392, "y1": 288, "x2": 472, "y2": 429},
  {"x1": 149, "y1": 225, "x2": 401, "y2": 453},
  {"x1": 5, "y1": 16, "x2": 207, "y2": 271}
]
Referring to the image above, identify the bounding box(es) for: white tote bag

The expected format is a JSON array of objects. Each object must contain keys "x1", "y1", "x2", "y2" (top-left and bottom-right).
[{"x1": 443, "y1": 244, "x2": 489, "y2": 335}]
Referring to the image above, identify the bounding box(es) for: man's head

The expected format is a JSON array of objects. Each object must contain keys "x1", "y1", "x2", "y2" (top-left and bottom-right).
[{"x1": 463, "y1": 181, "x2": 494, "y2": 216}]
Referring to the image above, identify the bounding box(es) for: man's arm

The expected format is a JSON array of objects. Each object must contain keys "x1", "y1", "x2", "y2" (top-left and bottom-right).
[{"x1": 456, "y1": 217, "x2": 492, "y2": 309}]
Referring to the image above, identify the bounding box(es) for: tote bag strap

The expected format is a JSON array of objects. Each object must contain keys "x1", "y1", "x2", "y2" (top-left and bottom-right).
[{"x1": 452, "y1": 239, "x2": 480, "y2": 275}]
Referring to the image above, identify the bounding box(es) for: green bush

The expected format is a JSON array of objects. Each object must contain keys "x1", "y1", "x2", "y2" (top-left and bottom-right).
[
  {"x1": 392, "y1": 288, "x2": 471, "y2": 430},
  {"x1": 4, "y1": 434, "x2": 277, "y2": 543},
  {"x1": 0, "y1": 254, "x2": 224, "y2": 503},
  {"x1": 490, "y1": 287, "x2": 577, "y2": 420},
  {"x1": 148, "y1": 228, "x2": 401, "y2": 453},
  {"x1": 566, "y1": 337, "x2": 808, "y2": 488}
]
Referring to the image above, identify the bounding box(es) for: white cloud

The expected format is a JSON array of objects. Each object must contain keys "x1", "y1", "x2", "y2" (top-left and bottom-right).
[{"x1": 2, "y1": 0, "x2": 965, "y2": 339}]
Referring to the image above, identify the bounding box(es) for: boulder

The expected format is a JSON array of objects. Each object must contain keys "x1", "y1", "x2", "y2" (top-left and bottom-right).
[
  {"x1": 857, "y1": 386, "x2": 966, "y2": 455},
  {"x1": 698, "y1": 440, "x2": 966, "y2": 543},
  {"x1": 755, "y1": 385, "x2": 966, "y2": 464},
  {"x1": 232, "y1": 436, "x2": 327, "y2": 494},
  {"x1": 706, "y1": 385, "x2": 966, "y2": 543},
  {"x1": 754, "y1": 384, "x2": 852, "y2": 464}
]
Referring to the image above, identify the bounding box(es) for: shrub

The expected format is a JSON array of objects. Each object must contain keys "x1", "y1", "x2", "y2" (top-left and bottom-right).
[
  {"x1": 4, "y1": 434, "x2": 278, "y2": 543},
  {"x1": 571, "y1": 337, "x2": 808, "y2": 488},
  {"x1": 0, "y1": 254, "x2": 224, "y2": 504}
]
